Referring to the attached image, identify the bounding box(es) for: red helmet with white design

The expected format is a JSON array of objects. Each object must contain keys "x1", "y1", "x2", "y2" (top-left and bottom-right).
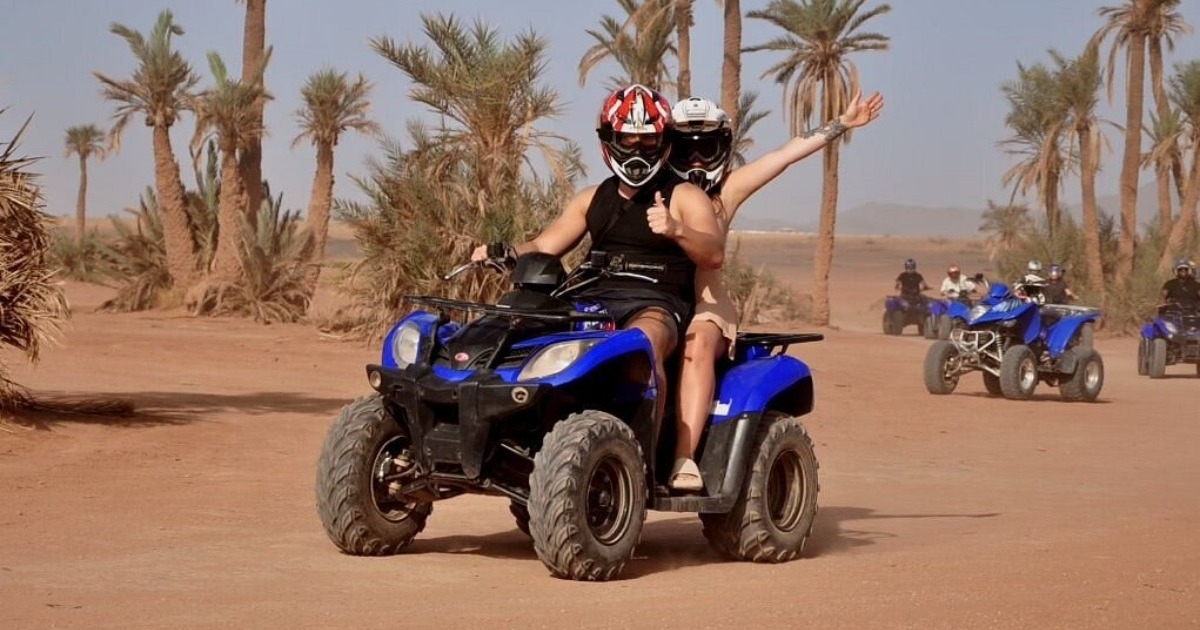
[{"x1": 596, "y1": 84, "x2": 674, "y2": 187}]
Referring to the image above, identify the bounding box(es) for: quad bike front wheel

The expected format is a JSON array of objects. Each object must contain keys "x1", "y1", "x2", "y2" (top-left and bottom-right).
[
  {"x1": 700, "y1": 413, "x2": 819, "y2": 563},
  {"x1": 528, "y1": 410, "x2": 646, "y2": 581},
  {"x1": 1137, "y1": 338, "x2": 1149, "y2": 376},
  {"x1": 999, "y1": 345, "x2": 1038, "y2": 400},
  {"x1": 924, "y1": 340, "x2": 961, "y2": 395},
  {"x1": 1148, "y1": 338, "x2": 1168, "y2": 379},
  {"x1": 923, "y1": 315, "x2": 937, "y2": 340},
  {"x1": 937, "y1": 314, "x2": 954, "y2": 340},
  {"x1": 315, "y1": 394, "x2": 433, "y2": 555},
  {"x1": 1059, "y1": 348, "x2": 1104, "y2": 402},
  {"x1": 887, "y1": 310, "x2": 906, "y2": 336}
]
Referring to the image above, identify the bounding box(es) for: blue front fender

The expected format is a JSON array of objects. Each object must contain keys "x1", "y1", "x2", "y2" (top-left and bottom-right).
[
  {"x1": 710, "y1": 356, "x2": 813, "y2": 424},
  {"x1": 513, "y1": 328, "x2": 656, "y2": 390}
]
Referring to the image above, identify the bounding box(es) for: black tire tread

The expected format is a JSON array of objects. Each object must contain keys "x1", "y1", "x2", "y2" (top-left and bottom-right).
[
  {"x1": 528, "y1": 411, "x2": 646, "y2": 581},
  {"x1": 315, "y1": 395, "x2": 431, "y2": 556},
  {"x1": 700, "y1": 414, "x2": 819, "y2": 563}
]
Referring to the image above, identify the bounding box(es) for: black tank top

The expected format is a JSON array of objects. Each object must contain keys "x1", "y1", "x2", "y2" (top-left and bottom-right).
[{"x1": 584, "y1": 175, "x2": 696, "y2": 300}]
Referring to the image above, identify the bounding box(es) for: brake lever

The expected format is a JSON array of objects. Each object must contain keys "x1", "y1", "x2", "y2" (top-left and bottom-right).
[
  {"x1": 443, "y1": 261, "x2": 478, "y2": 281},
  {"x1": 610, "y1": 271, "x2": 659, "y2": 284}
]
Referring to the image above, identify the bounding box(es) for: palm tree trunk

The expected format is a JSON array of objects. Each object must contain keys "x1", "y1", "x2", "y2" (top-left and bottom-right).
[
  {"x1": 1046, "y1": 162, "x2": 1061, "y2": 238},
  {"x1": 239, "y1": 0, "x2": 267, "y2": 226},
  {"x1": 811, "y1": 141, "x2": 840, "y2": 326},
  {"x1": 1158, "y1": 141, "x2": 1200, "y2": 275},
  {"x1": 151, "y1": 124, "x2": 200, "y2": 288},
  {"x1": 1079, "y1": 125, "x2": 1105, "y2": 303},
  {"x1": 302, "y1": 142, "x2": 334, "y2": 293},
  {"x1": 212, "y1": 145, "x2": 248, "y2": 281},
  {"x1": 1116, "y1": 32, "x2": 1147, "y2": 291},
  {"x1": 75, "y1": 154, "x2": 88, "y2": 246},
  {"x1": 720, "y1": 0, "x2": 741, "y2": 125},
  {"x1": 1149, "y1": 38, "x2": 1176, "y2": 234},
  {"x1": 675, "y1": 0, "x2": 693, "y2": 99}
]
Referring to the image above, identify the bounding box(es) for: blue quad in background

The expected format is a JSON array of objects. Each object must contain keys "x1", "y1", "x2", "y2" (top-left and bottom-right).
[
  {"x1": 923, "y1": 283, "x2": 1103, "y2": 401},
  {"x1": 924, "y1": 295, "x2": 974, "y2": 340},
  {"x1": 883, "y1": 294, "x2": 930, "y2": 336},
  {"x1": 1138, "y1": 301, "x2": 1200, "y2": 378},
  {"x1": 315, "y1": 251, "x2": 824, "y2": 582}
]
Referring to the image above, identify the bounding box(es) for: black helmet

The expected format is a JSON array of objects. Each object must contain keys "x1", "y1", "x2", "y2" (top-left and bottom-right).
[{"x1": 904, "y1": 258, "x2": 916, "y2": 272}]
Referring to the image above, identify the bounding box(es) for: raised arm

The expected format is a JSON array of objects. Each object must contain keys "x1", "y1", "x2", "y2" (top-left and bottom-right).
[
  {"x1": 720, "y1": 90, "x2": 884, "y2": 223},
  {"x1": 648, "y1": 183, "x2": 725, "y2": 269}
]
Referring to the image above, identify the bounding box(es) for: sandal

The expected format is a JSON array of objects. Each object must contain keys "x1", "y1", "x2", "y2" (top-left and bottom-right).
[{"x1": 669, "y1": 458, "x2": 703, "y2": 492}]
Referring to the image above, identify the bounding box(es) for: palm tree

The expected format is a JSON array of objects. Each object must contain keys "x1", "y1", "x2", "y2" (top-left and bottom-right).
[
  {"x1": 190, "y1": 50, "x2": 271, "y2": 282},
  {"x1": 745, "y1": 0, "x2": 891, "y2": 326},
  {"x1": 236, "y1": 0, "x2": 268, "y2": 223},
  {"x1": 1145, "y1": 1, "x2": 1191, "y2": 211},
  {"x1": 720, "y1": 0, "x2": 743, "y2": 125},
  {"x1": 979, "y1": 201, "x2": 1033, "y2": 262},
  {"x1": 676, "y1": 0, "x2": 694, "y2": 98},
  {"x1": 63, "y1": 124, "x2": 107, "y2": 245},
  {"x1": 579, "y1": 0, "x2": 676, "y2": 90},
  {"x1": 1145, "y1": 109, "x2": 1185, "y2": 234},
  {"x1": 95, "y1": 10, "x2": 201, "y2": 289},
  {"x1": 1000, "y1": 60, "x2": 1069, "y2": 239},
  {"x1": 1158, "y1": 61, "x2": 1200, "y2": 273},
  {"x1": 1052, "y1": 43, "x2": 1108, "y2": 301},
  {"x1": 1, "y1": 113, "x2": 69, "y2": 414},
  {"x1": 293, "y1": 69, "x2": 380, "y2": 294},
  {"x1": 729, "y1": 91, "x2": 770, "y2": 167},
  {"x1": 1091, "y1": 0, "x2": 1180, "y2": 291}
]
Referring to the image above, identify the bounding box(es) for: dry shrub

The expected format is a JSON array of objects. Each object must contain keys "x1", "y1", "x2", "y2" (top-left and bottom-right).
[{"x1": 723, "y1": 238, "x2": 804, "y2": 325}]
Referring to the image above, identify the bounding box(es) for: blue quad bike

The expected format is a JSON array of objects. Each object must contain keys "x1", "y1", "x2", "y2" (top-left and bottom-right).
[
  {"x1": 315, "y1": 252, "x2": 823, "y2": 581},
  {"x1": 924, "y1": 294, "x2": 975, "y2": 340},
  {"x1": 923, "y1": 283, "x2": 1103, "y2": 401},
  {"x1": 883, "y1": 294, "x2": 930, "y2": 336},
  {"x1": 1137, "y1": 301, "x2": 1200, "y2": 378}
]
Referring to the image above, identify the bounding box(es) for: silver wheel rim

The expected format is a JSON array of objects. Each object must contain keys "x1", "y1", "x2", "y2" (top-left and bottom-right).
[
  {"x1": 1083, "y1": 360, "x2": 1101, "y2": 390},
  {"x1": 1019, "y1": 357, "x2": 1037, "y2": 391}
]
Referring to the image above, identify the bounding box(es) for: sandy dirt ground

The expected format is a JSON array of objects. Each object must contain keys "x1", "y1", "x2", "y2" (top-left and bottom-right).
[{"x1": 2, "y1": 235, "x2": 1198, "y2": 629}]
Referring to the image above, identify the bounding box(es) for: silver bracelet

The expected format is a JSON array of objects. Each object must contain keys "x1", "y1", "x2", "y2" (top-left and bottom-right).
[{"x1": 801, "y1": 118, "x2": 848, "y2": 141}]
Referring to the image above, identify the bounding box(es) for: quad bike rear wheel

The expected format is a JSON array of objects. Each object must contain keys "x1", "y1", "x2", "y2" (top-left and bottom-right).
[
  {"x1": 886, "y1": 310, "x2": 904, "y2": 336},
  {"x1": 1059, "y1": 348, "x2": 1104, "y2": 402},
  {"x1": 999, "y1": 345, "x2": 1038, "y2": 400},
  {"x1": 315, "y1": 394, "x2": 433, "y2": 555},
  {"x1": 982, "y1": 372, "x2": 1003, "y2": 396},
  {"x1": 528, "y1": 410, "x2": 646, "y2": 581},
  {"x1": 700, "y1": 413, "x2": 819, "y2": 563},
  {"x1": 924, "y1": 340, "x2": 961, "y2": 395},
  {"x1": 923, "y1": 315, "x2": 937, "y2": 339},
  {"x1": 510, "y1": 501, "x2": 531, "y2": 537}
]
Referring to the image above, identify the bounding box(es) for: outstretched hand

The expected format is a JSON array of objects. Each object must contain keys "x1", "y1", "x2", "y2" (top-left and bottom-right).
[
  {"x1": 840, "y1": 89, "x2": 884, "y2": 129},
  {"x1": 647, "y1": 191, "x2": 681, "y2": 238}
]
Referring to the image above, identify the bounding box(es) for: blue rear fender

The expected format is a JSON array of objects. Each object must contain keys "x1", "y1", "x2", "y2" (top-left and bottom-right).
[
  {"x1": 1141, "y1": 322, "x2": 1158, "y2": 339},
  {"x1": 928, "y1": 300, "x2": 948, "y2": 317},
  {"x1": 1045, "y1": 313, "x2": 1099, "y2": 357},
  {"x1": 947, "y1": 300, "x2": 972, "y2": 321},
  {"x1": 710, "y1": 356, "x2": 814, "y2": 424}
]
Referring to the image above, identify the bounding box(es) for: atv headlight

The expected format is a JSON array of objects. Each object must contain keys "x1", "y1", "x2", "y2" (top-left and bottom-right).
[
  {"x1": 1164, "y1": 321, "x2": 1179, "y2": 335},
  {"x1": 391, "y1": 322, "x2": 422, "y2": 368},
  {"x1": 518, "y1": 339, "x2": 601, "y2": 380},
  {"x1": 969, "y1": 304, "x2": 988, "y2": 321}
]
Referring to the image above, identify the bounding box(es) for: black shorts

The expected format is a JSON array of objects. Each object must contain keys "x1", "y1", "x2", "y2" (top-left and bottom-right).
[{"x1": 575, "y1": 286, "x2": 692, "y2": 338}]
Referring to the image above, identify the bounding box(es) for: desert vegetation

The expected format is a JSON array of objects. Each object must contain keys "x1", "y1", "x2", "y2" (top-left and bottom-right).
[{"x1": 3, "y1": 0, "x2": 1197, "y2": 346}]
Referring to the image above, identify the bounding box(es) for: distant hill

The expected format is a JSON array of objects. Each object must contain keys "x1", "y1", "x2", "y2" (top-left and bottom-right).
[{"x1": 731, "y1": 181, "x2": 1171, "y2": 238}]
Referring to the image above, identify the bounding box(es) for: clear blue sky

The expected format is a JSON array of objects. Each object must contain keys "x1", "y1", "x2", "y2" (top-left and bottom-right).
[{"x1": 2, "y1": 0, "x2": 1199, "y2": 227}]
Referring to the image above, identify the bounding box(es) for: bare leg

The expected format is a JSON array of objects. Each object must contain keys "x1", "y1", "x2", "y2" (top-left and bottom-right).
[
  {"x1": 675, "y1": 320, "x2": 727, "y2": 461},
  {"x1": 624, "y1": 308, "x2": 678, "y2": 424}
]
